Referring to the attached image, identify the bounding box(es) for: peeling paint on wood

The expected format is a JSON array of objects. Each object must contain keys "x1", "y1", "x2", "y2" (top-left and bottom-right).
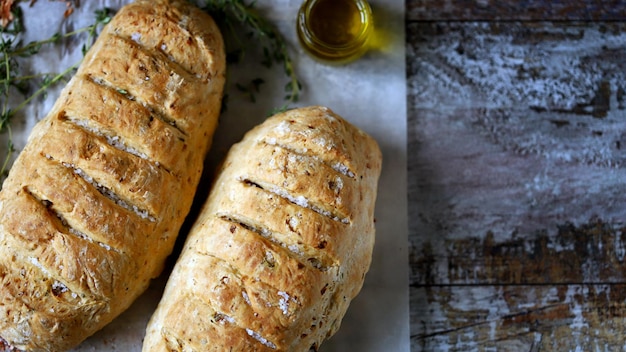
[
  {"x1": 407, "y1": 19, "x2": 626, "y2": 351},
  {"x1": 414, "y1": 220, "x2": 626, "y2": 286},
  {"x1": 413, "y1": 284, "x2": 626, "y2": 351},
  {"x1": 407, "y1": 1, "x2": 626, "y2": 21}
]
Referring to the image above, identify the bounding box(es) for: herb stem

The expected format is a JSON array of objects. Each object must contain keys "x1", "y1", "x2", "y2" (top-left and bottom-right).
[
  {"x1": 0, "y1": 125, "x2": 12, "y2": 177},
  {"x1": 11, "y1": 62, "x2": 78, "y2": 114},
  {"x1": 0, "y1": 6, "x2": 113, "y2": 183},
  {"x1": 200, "y1": 0, "x2": 302, "y2": 113},
  {"x1": 1, "y1": 35, "x2": 11, "y2": 121},
  {"x1": 0, "y1": 72, "x2": 58, "y2": 83},
  {"x1": 10, "y1": 26, "x2": 92, "y2": 57},
  {"x1": 283, "y1": 45, "x2": 300, "y2": 105}
]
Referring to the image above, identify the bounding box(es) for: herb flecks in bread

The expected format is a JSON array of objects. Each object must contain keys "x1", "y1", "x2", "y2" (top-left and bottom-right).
[
  {"x1": 143, "y1": 106, "x2": 382, "y2": 351},
  {"x1": 0, "y1": 0, "x2": 226, "y2": 350}
]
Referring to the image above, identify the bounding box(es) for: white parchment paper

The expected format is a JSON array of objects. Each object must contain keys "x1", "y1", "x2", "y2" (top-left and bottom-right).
[{"x1": 6, "y1": 1, "x2": 408, "y2": 350}]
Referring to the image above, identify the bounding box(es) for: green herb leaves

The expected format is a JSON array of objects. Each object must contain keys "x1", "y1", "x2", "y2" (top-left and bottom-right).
[
  {"x1": 0, "y1": 5, "x2": 114, "y2": 180},
  {"x1": 236, "y1": 78, "x2": 265, "y2": 103},
  {"x1": 199, "y1": 0, "x2": 302, "y2": 113}
]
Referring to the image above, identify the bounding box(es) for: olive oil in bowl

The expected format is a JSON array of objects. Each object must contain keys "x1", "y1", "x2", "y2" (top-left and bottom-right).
[{"x1": 297, "y1": 0, "x2": 374, "y2": 64}]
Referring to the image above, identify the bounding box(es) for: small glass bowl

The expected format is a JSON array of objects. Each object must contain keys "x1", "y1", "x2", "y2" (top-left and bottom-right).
[{"x1": 296, "y1": 0, "x2": 374, "y2": 64}]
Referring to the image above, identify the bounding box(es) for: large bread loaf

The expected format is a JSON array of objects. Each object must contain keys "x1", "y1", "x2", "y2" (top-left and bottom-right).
[
  {"x1": 0, "y1": 0, "x2": 225, "y2": 350},
  {"x1": 143, "y1": 106, "x2": 382, "y2": 351}
]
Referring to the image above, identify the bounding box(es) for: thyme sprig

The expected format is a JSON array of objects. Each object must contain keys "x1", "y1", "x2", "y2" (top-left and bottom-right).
[
  {"x1": 199, "y1": 0, "x2": 302, "y2": 113},
  {"x1": 0, "y1": 5, "x2": 113, "y2": 179},
  {"x1": 236, "y1": 78, "x2": 265, "y2": 103}
]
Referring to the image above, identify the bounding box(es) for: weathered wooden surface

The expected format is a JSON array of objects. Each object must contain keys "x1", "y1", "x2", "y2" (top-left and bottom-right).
[
  {"x1": 407, "y1": 1, "x2": 626, "y2": 21},
  {"x1": 407, "y1": 16, "x2": 626, "y2": 352},
  {"x1": 414, "y1": 284, "x2": 626, "y2": 351}
]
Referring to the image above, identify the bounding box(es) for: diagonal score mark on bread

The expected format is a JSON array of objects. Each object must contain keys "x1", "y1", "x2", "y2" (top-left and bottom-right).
[
  {"x1": 81, "y1": 33, "x2": 216, "y2": 136},
  {"x1": 60, "y1": 77, "x2": 188, "y2": 174},
  {"x1": 0, "y1": 197, "x2": 126, "y2": 329},
  {"x1": 37, "y1": 119, "x2": 168, "y2": 222},
  {"x1": 258, "y1": 113, "x2": 360, "y2": 180},
  {"x1": 21, "y1": 186, "x2": 122, "y2": 254},
  {"x1": 86, "y1": 74, "x2": 186, "y2": 137},
  {"x1": 217, "y1": 212, "x2": 336, "y2": 271},
  {"x1": 82, "y1": 35, "x2": 193, "y2": 136},
  {"x1": 215, "y1": 178, "x2": 347, "y2": 271},
  {"x1": 236, "y1": 140, "x2": 356, "y2": 225},
  {"x1": 18, "y1": 155, "x2": 158, "y2": 253},
  {"x1": 0, "y1": 186, "x2": 122, "y2": 303}
]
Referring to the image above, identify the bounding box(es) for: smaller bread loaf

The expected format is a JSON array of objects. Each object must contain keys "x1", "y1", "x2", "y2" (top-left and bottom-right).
[{"x1": 143, "y1": 106, "x2": 382, "y2": 351}]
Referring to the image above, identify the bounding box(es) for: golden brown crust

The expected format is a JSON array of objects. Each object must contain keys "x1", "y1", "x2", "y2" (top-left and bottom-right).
[
  {"x1": 60, "y1": 77, "x2": 188, "y2": 173},
  {"x1": 0, "y1": 0, "x2": 225, "y2": 350},
  {"x1": 143, "y1": 106, "x2": 382, "y2": 351}
]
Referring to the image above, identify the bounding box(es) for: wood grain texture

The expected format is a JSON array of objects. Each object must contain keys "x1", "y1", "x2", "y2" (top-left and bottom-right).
[
  {"x1": 413, "y1": 284, "x2": 626, "y2": 351},
  {"x1": 407, "y1": 20, "x2": 626, "y2": 351},
  {"x1": 407, "y1": 0, "x2": 626, "y2": 21}
]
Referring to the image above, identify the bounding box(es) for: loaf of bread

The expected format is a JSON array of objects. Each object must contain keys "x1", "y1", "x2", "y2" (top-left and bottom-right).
[
  {"x1": 0, "y1": 0, "x2": 225, "y2": 350},
  {"x1": 143, "y1": 106, "x2": 382, "y2": 351}
]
